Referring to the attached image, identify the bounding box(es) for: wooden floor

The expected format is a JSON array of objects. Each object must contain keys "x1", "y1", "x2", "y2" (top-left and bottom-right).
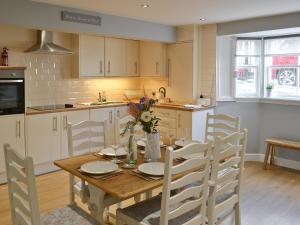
[{"x1": 1, "y1": 162, "x2": 300, "y2": 225}]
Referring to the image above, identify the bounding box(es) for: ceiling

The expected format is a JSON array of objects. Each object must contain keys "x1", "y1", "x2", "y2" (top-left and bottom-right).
[{"x1": 33, "y1": 0, "x2": 300, "y2": 26}]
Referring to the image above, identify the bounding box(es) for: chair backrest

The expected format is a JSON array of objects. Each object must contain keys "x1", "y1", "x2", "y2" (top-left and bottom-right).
[
  {"x1": 67, "y1": 120, "x2": 107, "y2": 156},
  {"x1": 205, "y1": 113, "x2": 240, "y2": 143},
  {"x1": 160, "y1": 142, "x2": 212, "y2": 225},
  {"x1": 4, "y1": 144, "x2": 41, "y2": 225},
  {"x1": 115, "y1": 115, "x2": 144, "y2": 145},
  {"x1": 208, "y1": 129, "x2": 248, "y2": 222}
]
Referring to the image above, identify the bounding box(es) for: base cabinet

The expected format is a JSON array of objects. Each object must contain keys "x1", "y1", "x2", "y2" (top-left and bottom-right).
[
  {"x1": 0, "y1": 114, "x2": 25, "y2": 183},
  {"x1": 26, "y1": 113, "x2": 61, "y2": 174}
]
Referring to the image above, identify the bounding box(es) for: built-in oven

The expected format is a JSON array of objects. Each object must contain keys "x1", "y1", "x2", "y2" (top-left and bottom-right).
[{"x1": 0, "y1": 68, "x2": 25, "y2": 115}]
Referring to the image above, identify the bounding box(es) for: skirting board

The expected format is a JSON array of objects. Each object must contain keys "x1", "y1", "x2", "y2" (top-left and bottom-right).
[{"x1": 245, "y1": 153, "x2": 300, "y2": 171}]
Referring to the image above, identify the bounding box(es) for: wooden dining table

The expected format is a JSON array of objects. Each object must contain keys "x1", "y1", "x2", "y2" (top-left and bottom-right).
[{"x1": 54, "y1": 148, "x2": 173, "y2": 225}]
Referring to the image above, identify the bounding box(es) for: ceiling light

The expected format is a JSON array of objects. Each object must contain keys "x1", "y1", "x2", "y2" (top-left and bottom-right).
[
  {"x1": 199, "y1": 18, "x2": 206, "y2": 21},
  {"x1": 141, "y1": 4, "x2": 150, "y2": 8}
]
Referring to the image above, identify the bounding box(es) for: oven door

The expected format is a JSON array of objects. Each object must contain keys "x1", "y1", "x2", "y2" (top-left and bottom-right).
[{"x1": 0, "y1": 79, "x2": 25, "y2": 115}]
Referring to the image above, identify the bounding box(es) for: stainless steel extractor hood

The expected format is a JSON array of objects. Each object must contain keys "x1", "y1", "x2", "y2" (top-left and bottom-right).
[{"x1": 24, "y1": 30, "x2": 72, "y2": 55}]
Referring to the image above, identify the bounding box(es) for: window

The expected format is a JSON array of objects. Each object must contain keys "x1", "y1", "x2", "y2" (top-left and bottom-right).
[
  {"x1": 233, "y1": 35, "x2": 300, "y2": 100},
  {"x1": 234, "y1": 39, "x2": 261, "y2": 98}
]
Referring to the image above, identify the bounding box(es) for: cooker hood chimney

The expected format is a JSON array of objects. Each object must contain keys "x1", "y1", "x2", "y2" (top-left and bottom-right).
[{"x1": 24, "y1": 30, "x2": 72, "y2": 55}]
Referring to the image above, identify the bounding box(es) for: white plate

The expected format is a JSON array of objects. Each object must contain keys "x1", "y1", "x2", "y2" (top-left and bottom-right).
[
  {"x1": 101, "y1": 147, "x2": 127, "y2": 157},
  {"x1": 138, "y1": 162, "x2": 165, "y2": 176},
  {"x1": 182, "y1": 152, "x2": 205, "y2": 160},
  {"x1": 137, "y1": 139, "x2": 164, "y2": 147},
  {"x1": 80, "y1": 161, "x2": 118, "y2": 175}
]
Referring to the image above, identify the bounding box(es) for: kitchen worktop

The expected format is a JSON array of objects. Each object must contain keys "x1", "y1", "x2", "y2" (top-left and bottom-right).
[{"x1": 26, "y1": 102, "x2": 215, "y2": 115}]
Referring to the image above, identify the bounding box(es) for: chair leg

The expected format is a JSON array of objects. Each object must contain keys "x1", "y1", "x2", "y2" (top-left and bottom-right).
[
  {"x1": 234, "y1": 203, "x2": 241, "y2": 225},
  {"x1": 263, "y1": 143, "x2": 271, "y2": 169},
  {"x1": 69, "y1": 175, "x2": 75, "y2": 204}
]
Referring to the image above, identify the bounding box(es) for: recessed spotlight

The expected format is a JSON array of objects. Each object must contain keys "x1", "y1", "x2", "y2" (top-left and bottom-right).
[
  {"x1": 199, "y1": 18, "x2": 206, "y2": 21},
  {"x1": 141, "y1": 4, "x2": 150, "y2": 8}
]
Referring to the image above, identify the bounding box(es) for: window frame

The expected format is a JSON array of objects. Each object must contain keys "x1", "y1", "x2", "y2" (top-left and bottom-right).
[{"x1": 233, "y1": 35, "x2": 300, "y2": 102}]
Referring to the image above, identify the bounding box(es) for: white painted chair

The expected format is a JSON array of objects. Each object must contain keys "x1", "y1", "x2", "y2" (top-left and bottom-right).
[
  {"x1": 4, "y1": 144, "x2": 100, "y2": 225},
  {"x1": 205, "y1": 113, "x2": 240, "y2": 143},
  {"x1": 67, "y1": 120, "x2": 108, "y2": 204},
  {"x1": 207, "y1": 129, "x2": 248, "y2": 225},
  {"x1": 116, "y1": 142, "x2": 212, "y2": 225}
]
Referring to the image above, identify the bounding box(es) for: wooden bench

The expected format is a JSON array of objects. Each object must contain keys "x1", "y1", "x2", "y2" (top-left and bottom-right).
[{"x1": 263, "y1": 138, "x2": 300, "y2": 169}]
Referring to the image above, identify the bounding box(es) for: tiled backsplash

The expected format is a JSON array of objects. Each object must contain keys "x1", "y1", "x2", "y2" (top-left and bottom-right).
[{"x1": 9, "y1": 51, "x2": 140, "y2": 107}]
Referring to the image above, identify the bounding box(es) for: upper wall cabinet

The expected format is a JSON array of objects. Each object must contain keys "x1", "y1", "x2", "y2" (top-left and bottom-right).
[
  {"x1": 77, "y1": 34, "x2": 105, "y2": 77},
  {"x1": 140, "y1": 41, "x2": 167, "y2": 77},
  {"x1": 105, "y1": 37, "x2": 126, "y2": 77},
  {"x1": 125, "y1": 40, "x2": 139, "y2": 76}
]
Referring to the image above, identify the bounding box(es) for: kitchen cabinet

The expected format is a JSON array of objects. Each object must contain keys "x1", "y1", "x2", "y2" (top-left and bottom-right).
[
  {"x1": 26, "y1": 113, "x2": 61, "y2": 172},
  {"x1": 125, "y1": 40, "x2": 139, "y2": 76},
  {"x1": 78, "y1": 34, "x2": 105, "y2": 77},
  {"x1": 154, "y1": 107, "x2": 214, "y2": 143},
  {"x1": 0, "y1": 115, "x2": 25, "y2": 184},
  {"x1": 60, "y1": 110, "x2": 90, "y2": 158},
  {"x1": 105, "y1": 37, "x2": 126, "y2": 77},
  {"x1": 90, "y1": 108, "x2": 115, "y2": 146},
  {"x1": 167, "y1": 42, "x2": 193, "y2": 102},
  {"x1": 140, "y1": 41, "x2": 167, "y2": 77},
  {"x1": 115, "y1": 106, "x2": 129, "y2": 118}
]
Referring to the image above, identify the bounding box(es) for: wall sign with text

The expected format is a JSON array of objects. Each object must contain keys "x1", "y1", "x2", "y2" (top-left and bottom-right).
[{"x1": 61, "y1": 11, "x2": 101, "y2": 26}]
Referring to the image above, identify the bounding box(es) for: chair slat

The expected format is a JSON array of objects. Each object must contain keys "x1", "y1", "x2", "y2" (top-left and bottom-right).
[
  {"x1": 217, "y1": 168, "x2": 239, "y2": 185},
  {"x1": 13, "y1": 193, "x2": 31, "y2": 219},
  {"x1": 218, "y1": 157, "x2": 241, "y2": 171},
  {"x1": 72, "y1": 130, "x2": 104, "y2": 141},
  {"x1": 171, "y1": 171, "x2": 205, "y2": 190},
  {"x1": 216, "y1": 180, "x2": 238, "y2": 198},
  {"x1": 207, "y1": 114, "x2": 238, "y2": 123},
  {"x1": 215, "y1": 194, "x2": 238, "y2": 215},
  {"x1": 207, "y1": 131, "x2": 228, "y2": 138},
  {"x1": 170, "y1": 185, "x2": 204, "y2": 206},
  {"x1": 172, "y1": 158, "x2": 208, "y2": 175},
  {"x1": 72, "y1": 120, "x2": 105, "y2": 130},
  {"x1": 5, "y1": 146, "x2": 26, "y2": 167},
  {"x1": 15, "y1": 209, "x2": 31, "y2": 225},
  {"x1": 181, "y1": 214, "x2": 202, "y2": 225},
  {"x1": 219, "y1": 145, "x2": 242, "y2": 160},
  {"x1": 73, "y1": 141, "x2": 105, "y2": 152},
  {"x1": 172, "y1": 143, "x2": 210, "y2": 159},
  {"x1": 9, "y1": 163, "x2": 27, "y2": 184},
  {"x1": 208, "y1": 123, "x2": 237, "y2": 132},
  {"x1": 11, "y1": 180, "x2": 29, "y2": 201},
  {"x1": 169, "y1": 198, "x2": 202, "y2": 220}
]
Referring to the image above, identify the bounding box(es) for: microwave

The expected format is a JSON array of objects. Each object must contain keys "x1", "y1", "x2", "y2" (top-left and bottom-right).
[{"x1": 0, "y1": 68, "x2": 25, "y2": 115}]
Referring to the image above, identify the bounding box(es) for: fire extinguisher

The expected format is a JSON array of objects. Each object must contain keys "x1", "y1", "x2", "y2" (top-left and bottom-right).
[{"x1": 1, "y1": 47, "x2": 8, "y2": 66}]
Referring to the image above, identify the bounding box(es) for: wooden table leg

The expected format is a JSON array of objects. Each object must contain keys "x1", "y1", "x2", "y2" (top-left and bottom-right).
[
  {"x1": 263, "y1": 143, "x2": 271, "y2": 169},
  {"x1": 270, "y1": 145, "x2": 276, "y2": 166},
  {"x1": 88, "y1": 184, "x2": 108, "y2": 225}
]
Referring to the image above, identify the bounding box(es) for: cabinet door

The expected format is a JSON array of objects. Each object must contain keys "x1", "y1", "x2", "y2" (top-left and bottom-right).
[
  {"x1": 176, "y1": 111, "x2": 192, "y2": 140},
  {"x1": 115, "y1": 106, "x2": 129, "y2": 118},
  {"x1": 79, "y1": 35, "x2": 105, "y2": 77},
  {"x1": 60, "y1": 110, "x2": 90, "y2": 158},
  {"x1": 140, "y1": 41, "x2": 166, "y2": 77},
  {"x1": 167, "y1": 42, "x2": 193, "y2": 102},
  {"x1": 0, "y1": 115, "x2": 25, "y2": 182},
  {"x1": 105, "y1": 38, "x2": 126, "y2": 76},
  {"x1": 26, "y1": 113, "x2": 61, "y2": 165},
  {"x1": 125, "y1": 40, "x2": 139, "y2": 76},
  {"x1": 90, "y1": 108, "x2": 115, "y2": 146}
]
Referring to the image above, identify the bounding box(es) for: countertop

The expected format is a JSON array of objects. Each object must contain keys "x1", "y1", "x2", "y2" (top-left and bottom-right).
[{"x1": 26, "y1": 102, "x2": 215, "y2": 115}]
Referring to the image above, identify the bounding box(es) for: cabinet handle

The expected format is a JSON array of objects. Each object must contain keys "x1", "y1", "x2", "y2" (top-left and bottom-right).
[
  {"x1": 135, "y1": 62, "x2": 138, "y2": 74},
  {"x1": 16, "y1": 120, "x2": 21, "y2": 138},
  {"x1": 109, "y1": 111, "x2": 112, "y2": 123},
  {"x1": 63, "y1": 115, "x2": 68, "y2": 130},
  {"x1": 108, "y1": 61, "x2": 111, "y2": 74},
  {"x1": 168, "y1": 59, "x2": 171, "y2": 86},
  {"x1": 100, "y1": 61, "x2": 103, "y2": 74},
  {"x1": 117, "y1": 110, "x2": 120, "y2": 118},
  {"x1": 156, "y1": 62, "x2": 159, "y2": 74},
  {"x1": 178, "y1": 114, "x2": 181, "y2": 128},
  {"x1": 53, "y1": 116, "x2": 58, "y2": 132}
]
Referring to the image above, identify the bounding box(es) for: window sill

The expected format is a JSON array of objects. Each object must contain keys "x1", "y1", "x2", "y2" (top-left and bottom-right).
[{"x1": 217, "y1": 97, "x2": 300, "y2": 106}]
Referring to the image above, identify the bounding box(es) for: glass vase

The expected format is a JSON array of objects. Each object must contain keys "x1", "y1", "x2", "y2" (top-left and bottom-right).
[
  {"x1": 145, "y1": 132, "x2": 161, "y2": 162},
  {"x1": 127, "y1": 126, "x2": 137, "y2": 164}
]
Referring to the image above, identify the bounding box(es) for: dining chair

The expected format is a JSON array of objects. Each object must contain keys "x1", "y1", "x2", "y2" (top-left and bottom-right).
[
  {"x1": 67, "y1": 120, "x2": 108, "y2": 204},
  {"x1": 207, "y1": 129, "x2": 248, "y2": 225},
  {"x1": 205, "y1": 113, "x2": 240, "y2": 143},
  {"x1": 4, "y1": 144, "x2": 100, "y2": 225},
  {"x1": 116, "y1": 142, "x2": 212, "y2": 225}
]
